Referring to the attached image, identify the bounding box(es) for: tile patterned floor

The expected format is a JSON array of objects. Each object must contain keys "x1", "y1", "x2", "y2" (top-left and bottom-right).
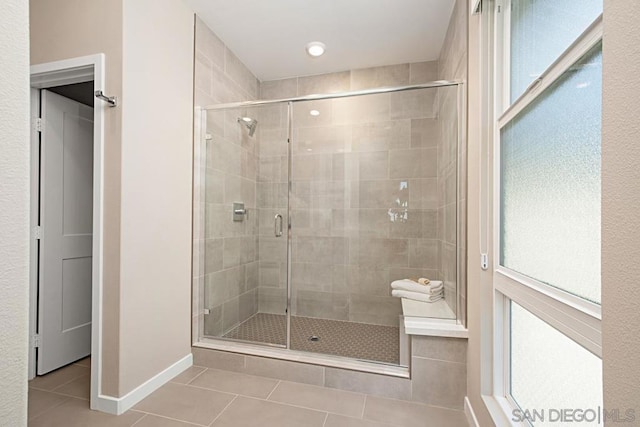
[
  {"x1": 222, "y1": 313, "x2": 400, "y2": 365},
  {"x1": 27, "y1": 359, "x2": 468, "y2": 427}
]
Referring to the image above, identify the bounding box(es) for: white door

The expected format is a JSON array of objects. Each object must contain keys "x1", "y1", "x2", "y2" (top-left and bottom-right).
[{"x1": 37, "y1": 90, "x2": 94, "y2": 375}]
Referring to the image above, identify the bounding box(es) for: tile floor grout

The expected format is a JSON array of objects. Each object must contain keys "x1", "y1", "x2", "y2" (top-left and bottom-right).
[
  {"x1": 28, "y1": 383, "x2": 466, "y2": 427},
  {"x1": 183, "y1": 366, "x2": 208, "y2": 385},
  {"x1": 184, "y1": 372, "x2": 372, "y2": 420},
  {"x1": 264, "y1": 379, "x2": 281, "y2": 400},
  {"x1": 41, "y1": 388, "x2": 89, "y2": 401},
  {"x1": 171, "y1": 366, "x2": 466, "y2": 420},
  {"x1": 132, "y1": 410, "x2": 209, "y2": 427},
  {"x1": 31, "y1": 383, "x2": 466, "y2": 427},
  {"x1": 207, "y1": 394, "x2": 238, "y2": 427},
  {"x1": 27, "y1": 392, "x2": 71, "y2": 422},
  {"x1": 129, "y1": 413, "x2": 147, "y2": 427},
  {"x1": 254, "y1": 392, "x2": 341, "y2": 418},
  {"x1": 228, "y1": 395, "x2": 332, "y2": 420},
  {"x1": 27, "y1": 395, "x2": 80, "y2": 423},
  {"x1": 177, "y1": 382, "x2": 238, "y2": 398},
  {"x1": 361, "y1": 394, "x2": 367, "y2": 419},
  {"x1": 29, "y1": 369, "x2": 90, "y2": 394},
  {"x1": 28, "y1": 357, "x2": 468, "y2": 427}
]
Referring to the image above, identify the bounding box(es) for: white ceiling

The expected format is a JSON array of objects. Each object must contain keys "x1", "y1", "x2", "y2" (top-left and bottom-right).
[{"x1": 185, "y1": 0, "x2": 456, "y2": 81}]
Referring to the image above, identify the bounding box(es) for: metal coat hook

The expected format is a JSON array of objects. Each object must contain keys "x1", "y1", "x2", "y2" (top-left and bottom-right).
[{"x1": 94, "y1": 90, "x2": 118, "y2": 107}]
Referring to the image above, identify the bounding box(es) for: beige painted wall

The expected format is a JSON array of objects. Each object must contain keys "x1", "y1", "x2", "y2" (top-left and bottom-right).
[
  {"x1": 601, "y1": 1, "x2": 640, "y2": 417},
  {"x1": 0, "y1": 0, "x2": 30, "y2": 424},
  {"x1": 119, "y1": 0, "x2": 194, "y2": 395},
  {"x1": 30, "y1": 0, "x2": 194, "y2": 397},
  {"x1": 30, "y1": 0, "x2": 124, "y2": 396}
]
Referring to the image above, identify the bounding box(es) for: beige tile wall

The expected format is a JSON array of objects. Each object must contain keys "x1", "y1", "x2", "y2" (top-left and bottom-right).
[
  {"x1": 259, "y1": 62, "x2": 455, "y2": 327},
  {"x1": 194, "y1": 18, "x2": 261, "y2": 339},
  {"x1": 437, "y1": 0, "x2": 468, "y2": 324}
]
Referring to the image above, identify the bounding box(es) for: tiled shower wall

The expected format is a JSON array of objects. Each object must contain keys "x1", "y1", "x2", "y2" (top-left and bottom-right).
[
  {"x1": 438, "y1": 0, "x2": 468, "y2": 325},
  {"x1": 259, "y1": 63, "x2": 452, "y2": 327},
  {"x1": 193, "y1": 18, "x2": 261, "y2": 340}
]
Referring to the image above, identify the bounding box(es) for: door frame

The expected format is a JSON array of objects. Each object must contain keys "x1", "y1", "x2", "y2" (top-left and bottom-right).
[{"x1": 29, "y1": 54, "x2": 107, "y2": 411}]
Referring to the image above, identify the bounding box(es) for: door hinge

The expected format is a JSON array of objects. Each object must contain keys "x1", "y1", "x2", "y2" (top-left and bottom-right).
[
  {"x1": 32, "y1": 334, "x2": 41, "y2": 348},
  {"x1": 35, "y1": 118, "x2": 43, "y2": 133},
  {"x1": 34, "y1": 226, "x2": 43, "y2": 240}
]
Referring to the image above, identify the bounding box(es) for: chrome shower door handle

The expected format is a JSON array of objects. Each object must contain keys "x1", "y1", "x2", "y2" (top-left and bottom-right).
[{"x1": 275, "y1": 214, "x2": 283, "y2": 237}]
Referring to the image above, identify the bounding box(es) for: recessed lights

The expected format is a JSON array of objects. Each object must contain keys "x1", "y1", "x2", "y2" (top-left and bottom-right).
[
  {"x1": 306, "y1": 41, "x2": 326, "y2": 57},
  {"x1": 309, "y1": 109, "x2": 320, "y2": 116}
]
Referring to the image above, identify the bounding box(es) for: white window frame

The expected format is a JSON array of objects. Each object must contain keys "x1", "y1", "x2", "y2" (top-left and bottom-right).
[{"x1": 486, "y1": 0, "x2": 604, "y2": 423}]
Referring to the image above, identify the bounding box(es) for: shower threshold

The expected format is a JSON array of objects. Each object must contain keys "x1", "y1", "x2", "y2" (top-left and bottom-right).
[{"x1": 223, "y1": 313, "x2": 400, "y2": 365}]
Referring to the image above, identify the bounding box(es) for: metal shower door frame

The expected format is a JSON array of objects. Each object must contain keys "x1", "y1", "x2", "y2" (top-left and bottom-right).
[{"x1": 202, "y1": 80, "x2": 466, "y2": 350}]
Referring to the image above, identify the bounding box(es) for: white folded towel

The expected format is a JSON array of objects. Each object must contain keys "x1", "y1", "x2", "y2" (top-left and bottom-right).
[
  {"x1": 392, "y1": 289, "x2": 443, "y2": 303},
  {"x1": 391, "y1": 279, "x2": 443, "y2": 295}
]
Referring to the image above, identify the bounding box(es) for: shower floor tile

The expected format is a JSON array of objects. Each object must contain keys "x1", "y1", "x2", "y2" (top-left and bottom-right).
[{"x1": 223, "y1": 313, "x2": 400, "y2": 365}]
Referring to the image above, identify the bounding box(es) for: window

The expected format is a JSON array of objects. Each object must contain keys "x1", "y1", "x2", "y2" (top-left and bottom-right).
[
  {"x1": 490, "y1": 0, "x2": 603, "y2": 424},
  {"x1": 510, "y1": 302, "x2": 603, "y2": 421},
  {"x1": 501, "y1": 43, "x2": 602, "y2": 304},
  {"x1": 509, "y1": 0, "x2": 602, "y2": 102}
]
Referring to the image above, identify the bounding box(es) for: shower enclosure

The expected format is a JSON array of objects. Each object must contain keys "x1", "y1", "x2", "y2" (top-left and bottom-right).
[{"x1": 194, "y1": 82, "x2": 463, "y2": 367}]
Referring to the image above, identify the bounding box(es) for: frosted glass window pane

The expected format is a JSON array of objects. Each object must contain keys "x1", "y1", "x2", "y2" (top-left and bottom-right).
[
  {"x1": 510, "y1": 302, "x2": 602, "y2": 426},
  {"x1": 500, "y1": 44, "x2": 601, "y2": 303},
  {"x1": 510, "y1": 0, "x2": 602, "y2": 102}
]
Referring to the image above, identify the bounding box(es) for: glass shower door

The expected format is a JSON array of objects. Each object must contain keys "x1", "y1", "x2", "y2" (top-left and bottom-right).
[
  {"x1": 201, "y1": 103, "x2": 289, "y2": 347},
  {"x1": 288, "y1": 86, "x2": 457, "y2": 364}
]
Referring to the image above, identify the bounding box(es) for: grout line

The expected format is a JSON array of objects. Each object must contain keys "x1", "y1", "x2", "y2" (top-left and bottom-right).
[
  {"x1": 185, "y1": 366, "x2": 208, "y2": 385},
  {"x1": 208, "y1": 394, "x2": 238, "y2": 426},
  {"x1": 265, "y1": 380, "x2": 281, "y2": 400},
  {"x1": 181, "y1": 382, "x2": 240, "y2": 397},
  {"x1": 32, "y1": 370, "x2": 89, "y2": 394},
  {"x1": 363, "y1": 392, "x2": 463, "y2": 413},
  {"x1": 322, "y1": 411, "x2": 329, "y2": 427},
  {"x1": 47, "y1": 389, "x2": 89, "y2": 401},
  {"x1": 237, "y1": 395, "x2": 334, "y2": 418},
  {"x1": 26, "y1": 392, "x2": 71, "y2": 422},
  {"x1": 422, "y1": 402, "x2": 467, "y2": 413},
  {"x1": 228, "y1": 380, "x2": 372, "y2": 419},
  {"x1": 361, "y1": 395, "x2": 367, "y2": 419},
  {"x1": 129, "y1": 413, "x2": 147, "y2": 427},
  {"x1": 411, "y1": 355, "x2": 466, "y2": 366},
  {"x1": 30, "y1": 380, "x2": 74, "y2": 394},
  {"x1": 132, "y1": 410, "x2": 207, "y2": 427}
]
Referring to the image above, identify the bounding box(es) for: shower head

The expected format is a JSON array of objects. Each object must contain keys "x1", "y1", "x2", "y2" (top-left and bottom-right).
[{"x1": 237, "y1": 117, "x2": 258, "y2": 137}]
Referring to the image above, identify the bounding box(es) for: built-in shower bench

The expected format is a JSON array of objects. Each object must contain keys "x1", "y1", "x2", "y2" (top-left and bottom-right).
[{"x1": 398, "y1": 297, "x2": 468, "y2": 366}]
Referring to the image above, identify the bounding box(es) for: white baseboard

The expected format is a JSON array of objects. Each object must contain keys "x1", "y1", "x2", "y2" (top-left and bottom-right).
[
  {"x1": 92, "y1": 353, "x2": 192, "y2": 415},
  {"x1": 465, "y1": 396, "x2": 480, "y2": 427}
]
